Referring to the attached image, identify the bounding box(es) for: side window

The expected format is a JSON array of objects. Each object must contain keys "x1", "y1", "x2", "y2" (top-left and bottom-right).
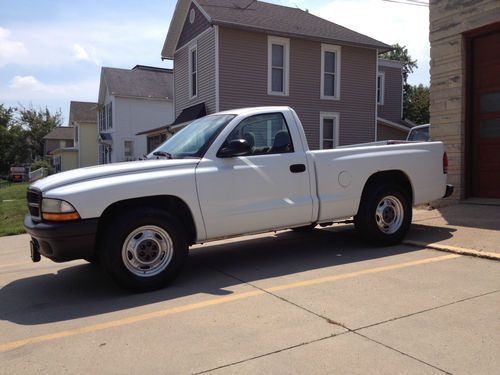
[
  {"x1": 320, "y1": 112, "x2": 340, "y2": 149},
  {"x1": 226, "y1": 113, "x2": 294, "y2": 155}
]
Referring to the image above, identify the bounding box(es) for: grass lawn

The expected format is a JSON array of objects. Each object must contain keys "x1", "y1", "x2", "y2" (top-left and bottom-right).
[{"x1": 0, "y1": 182, "x2": 29, "y2": 236}]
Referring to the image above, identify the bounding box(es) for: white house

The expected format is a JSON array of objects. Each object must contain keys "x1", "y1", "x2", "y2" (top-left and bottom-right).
[{"x1": 97, "y1": 65, "x2": 174, "y2": 163}]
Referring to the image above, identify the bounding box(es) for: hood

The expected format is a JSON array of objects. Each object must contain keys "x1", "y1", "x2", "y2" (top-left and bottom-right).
[{"x1": 32, "y1": 159, "x2": 199, "y2": 192}]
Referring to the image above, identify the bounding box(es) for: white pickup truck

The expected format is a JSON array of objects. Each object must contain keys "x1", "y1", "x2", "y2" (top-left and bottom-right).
[{"x1": 25, "y1": 107, "x2": 453, "y2": 290}]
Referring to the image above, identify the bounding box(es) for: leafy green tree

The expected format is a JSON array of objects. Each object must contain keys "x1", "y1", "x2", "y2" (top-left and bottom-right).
[
  {"x1": 0, "y1": 105, "x2": 20, "y2": 175},
  {"x1": 17, "y1": 105, "x2": 63, "y2": 160},
  {"x1": 380, "y1": 43, "x2": 418, "y2": 85},
  {"x1": 405, "y1": 84, "x2": 430, "y2": 125},
  {"x1": 0, "y1": 104, "x2": 62, "y2": 175}
]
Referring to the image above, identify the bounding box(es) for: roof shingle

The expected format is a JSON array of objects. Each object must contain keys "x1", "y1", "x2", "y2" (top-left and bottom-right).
[
  {"x1": 163, "y1": 0, "x2": 390, "y2": 58},
  {"x1": 43, "y1": 127, "x2": 74, "y2": 140},
  {"x1": 102, "y1": 66, "x2": 173, "y2": 100},
  {"x1": 69, "y1": 101, "x2": 97, "y2": 124}
]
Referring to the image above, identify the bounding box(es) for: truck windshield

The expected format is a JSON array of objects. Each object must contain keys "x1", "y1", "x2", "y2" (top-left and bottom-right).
[{"x1": 148, "y1": 114, "x2": 236, "y2": 159}]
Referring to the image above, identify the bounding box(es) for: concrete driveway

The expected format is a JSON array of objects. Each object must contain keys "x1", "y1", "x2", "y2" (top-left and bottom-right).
[{"x1": 1, "y1": 222, "x2": 499, "y2": 374}]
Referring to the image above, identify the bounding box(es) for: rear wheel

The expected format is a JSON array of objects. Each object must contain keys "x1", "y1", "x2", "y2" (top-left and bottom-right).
[
  {"x1": 355, "y1": 184, "x2": 411, "y2": 246},
  {"x1": 100, "y1": 209, "x2": 188, "y2": 291}
]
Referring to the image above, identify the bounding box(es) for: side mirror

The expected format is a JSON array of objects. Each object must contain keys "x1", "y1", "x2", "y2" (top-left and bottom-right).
[{"x1": 217, "y1": 139, "x2": 252, "y2": 158}]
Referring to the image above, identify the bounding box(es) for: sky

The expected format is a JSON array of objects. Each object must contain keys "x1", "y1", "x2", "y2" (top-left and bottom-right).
[{"x1": 0, "y1": 0, "x2": 430, "y2": 124}]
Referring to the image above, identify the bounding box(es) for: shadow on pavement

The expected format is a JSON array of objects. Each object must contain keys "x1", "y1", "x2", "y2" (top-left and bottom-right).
[
  {"x1": 0, "y1": 225, "x2": 454, "y2": 326},
  {"x1": 406, "y1": 223, "x2": 457, "y2": 244},
  {"x1": 437, "y1": 204, "x2": 500, "y2": 231}
]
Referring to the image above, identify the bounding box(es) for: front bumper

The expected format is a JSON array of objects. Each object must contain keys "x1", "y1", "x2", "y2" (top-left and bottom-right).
[
  {"x1": 443, "y1": 184, "x2": 454, "y2": 198},
  {"x1": 24, "y1": 215, "x2": 98, "y2": 262}
]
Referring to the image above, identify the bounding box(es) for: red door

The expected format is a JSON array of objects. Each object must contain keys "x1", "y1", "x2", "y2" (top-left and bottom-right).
[{"x1": 471, "y1": 29, "x2": 500, "y2": 198}]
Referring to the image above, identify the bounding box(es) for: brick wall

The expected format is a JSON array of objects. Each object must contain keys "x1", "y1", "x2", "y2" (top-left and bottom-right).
[{"x1": 429, "y1": 0, "x2": 500, "y2": 202}]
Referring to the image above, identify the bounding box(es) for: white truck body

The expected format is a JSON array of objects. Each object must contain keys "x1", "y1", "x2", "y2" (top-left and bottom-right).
[{"x1": 25, "y1": 107, "x2": 451, "y2": 290}]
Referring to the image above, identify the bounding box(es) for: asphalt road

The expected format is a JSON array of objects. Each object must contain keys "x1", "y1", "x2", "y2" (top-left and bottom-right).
[{"x1": 1, "y1": 226, "x2": 499, "y2": 374}]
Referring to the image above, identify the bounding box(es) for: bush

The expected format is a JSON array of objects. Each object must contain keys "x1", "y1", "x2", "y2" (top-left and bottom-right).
[{"x1": 31, "y1": 160, "x2": 51, "y2": 170}]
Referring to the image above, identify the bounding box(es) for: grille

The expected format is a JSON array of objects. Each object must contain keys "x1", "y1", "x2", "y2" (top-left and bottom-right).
[{"x1": 27, "y1": 189, "x2": 42, "y2": 221}]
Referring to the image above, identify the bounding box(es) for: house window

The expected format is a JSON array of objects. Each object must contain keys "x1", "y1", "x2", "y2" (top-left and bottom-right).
[
  {"x1": 74, "y1": 125, "x2": 79, "y2": 144},
  {"x1": 189, "y1": 44, "x2": 197, "y2": 98},
  {"x1": 124, "y1": 140, "x2": 134, "y2": 160},
  {"x1": 377, "y1": 72, "x2": 385, "y2": 105},
  {"x1": 321, "y1": 44, "x2": 341, "y2": 100},
  {"x1": 147, "y1": 134, "x2": 167, "y2": 153},
  {"x1": 268, "y1": 36, "x2": 290, "y2": 96},
  {"x1": 107, "y1": 102, "x2": 113, "y2": 128},
  {"x1": 99, "y1": 109, "x2": 104, "y2": 131},
  {"x1": 320, "y1": 112, "x2": 340, "y2": 149}
]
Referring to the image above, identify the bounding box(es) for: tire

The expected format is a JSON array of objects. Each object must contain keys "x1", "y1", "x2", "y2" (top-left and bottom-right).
[
  {"x1": 354, "y1": 184, "x2": 412, "y2": 246},
  {"x1": 100, "y1": 208, "x2": 188, "y2": 291}
]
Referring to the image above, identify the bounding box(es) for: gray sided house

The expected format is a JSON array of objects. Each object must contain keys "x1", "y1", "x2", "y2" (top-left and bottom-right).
[
  {"x1": 97, "y1": 65, "x2": 174, "y2": 164},
  {"x1": 159, "y1": 0, "x2": 407, "y2": 149},
  {"x1": 377, "y1": 59, "x2": 412, "y2": 140}
]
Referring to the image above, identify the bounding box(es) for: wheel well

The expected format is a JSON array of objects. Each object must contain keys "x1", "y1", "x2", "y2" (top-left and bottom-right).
[
  {"x1": 96, "y1": 196, "x2": 197, "y2": 247},
  {"x1": 359, "y1": 170, "x2": 413, "y2": 208}
]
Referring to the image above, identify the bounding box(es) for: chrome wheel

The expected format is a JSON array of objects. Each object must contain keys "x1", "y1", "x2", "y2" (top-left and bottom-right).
[
  {"x1": 375, "y1": 195, "x2": 404, "y2": 234},
  {"x1": 121, "y1": 225, "x2": 174, "y2": 277}
]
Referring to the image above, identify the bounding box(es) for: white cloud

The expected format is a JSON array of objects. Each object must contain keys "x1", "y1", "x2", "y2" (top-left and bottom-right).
[
  {"x1": 6, "y1": 19, "x2": 166, "y2": 69},
  {"x1": 5, "y1": 75, "x2": 98, "y2": 100},
  {"x1": 0, "y1": 27, "x2": 29, "y2": 67},
  {"x1": 9, "y1": 75, "x2": 45, "y2": 91},
  {"x1": 72, "y1": 43, "x2": 102, "y2": 65},
  {"x1": 311, "y1": 0, "x2": 430, "y2": 85},
  {"x1": 73, "y1": 43, "x2": 90, "y2": 61}
]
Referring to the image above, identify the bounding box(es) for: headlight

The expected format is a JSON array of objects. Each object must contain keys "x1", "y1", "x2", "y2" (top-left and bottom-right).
[{"x1": 41, "y1": 198, "x2": 80, "y2": 221}]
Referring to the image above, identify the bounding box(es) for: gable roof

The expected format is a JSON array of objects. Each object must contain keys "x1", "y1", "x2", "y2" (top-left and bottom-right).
[
  {"x1": 69, "y1": 101, "x2": 97, "y2": 125},
  {"x1": 162, "y1": 0, "x2": 391, "y2": 58},
  {"x1": 43, "y1": 127, "x2": 74, "y2": 140},
  {"x1": 99, "y1": 66, "x2": 173, "y2": 103}
]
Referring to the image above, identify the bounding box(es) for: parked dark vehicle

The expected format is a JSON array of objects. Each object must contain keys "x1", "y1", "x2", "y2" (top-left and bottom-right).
[
  {"x1": 406, "y1": 124, "x2": 430, "y2": 142},
  {"x1": 9, "y1": 166, "x2": 26, "y2": 182}
]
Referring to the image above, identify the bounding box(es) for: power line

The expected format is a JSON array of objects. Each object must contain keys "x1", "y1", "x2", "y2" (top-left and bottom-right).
[{"x1": 382, "y1": 0, "x2": 429, "y2": 7}]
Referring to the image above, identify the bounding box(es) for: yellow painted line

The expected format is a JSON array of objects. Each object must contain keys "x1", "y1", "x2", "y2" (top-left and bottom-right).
[
  {"x1": 404, "y1": 240, "x2": 500, "y2": 261},
  {"x1": 0, "y1": 253, "x2": 459, "y2": 352}
]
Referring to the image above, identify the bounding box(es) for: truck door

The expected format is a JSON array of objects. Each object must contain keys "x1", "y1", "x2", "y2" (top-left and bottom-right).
[{"x1": 195, "y1": 112, "x2": 314, "y2": 239}]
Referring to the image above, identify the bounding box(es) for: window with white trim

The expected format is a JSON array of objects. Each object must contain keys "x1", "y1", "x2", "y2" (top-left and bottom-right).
[
  {"x1": 377, "y1": 71, "x2": 385, "y2": 105},
  {"x1": 268, "y1": 36, "x2": 290, "y2": 96},
  {"x1": 124, "y1": 140, "x2": 134, "y2": 161},
  {"x1": 321, "y1": 44, "x2": 341, "y2": 100},
  {"x1": 320, "y1": 112, "x2": 340, "y2": 149},
  {"x1": 189, "y1": 44, "x2": 197, "y2": 98}
]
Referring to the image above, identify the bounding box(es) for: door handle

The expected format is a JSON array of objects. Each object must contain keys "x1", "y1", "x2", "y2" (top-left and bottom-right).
[{"x1": 290, "y1": 164, "x2": 306, "y2": 173}]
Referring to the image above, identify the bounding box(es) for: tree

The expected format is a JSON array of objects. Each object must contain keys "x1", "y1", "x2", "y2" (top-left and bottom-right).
[
  {"x1": 405, "y1": 84, "x2": 429, "y2": 125},
  {"x1": 17, "y1": 105, "x2": 63, "y2": 160},
  {"x1": 380, "y1": 43, "x2": 418, "y2": 85},
  {"x1": 0, "y1": 104, "x2": 62, "y2": 176},
  {"x1": 0, "y1": 104, "x2": 14, "y2": 128},
  {"x1": 0, "y1": 105, "x2": 21, "y2": 175}
]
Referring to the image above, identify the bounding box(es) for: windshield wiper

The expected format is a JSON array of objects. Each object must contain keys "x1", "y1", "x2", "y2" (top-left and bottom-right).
[{"x1": 152, "y1": 151, "x2": 173, "y2": 159}]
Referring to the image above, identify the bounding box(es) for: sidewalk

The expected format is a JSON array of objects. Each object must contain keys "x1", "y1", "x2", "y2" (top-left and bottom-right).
[{"x1": 405, "y1": 203, "x2": 500, "y2": 259}]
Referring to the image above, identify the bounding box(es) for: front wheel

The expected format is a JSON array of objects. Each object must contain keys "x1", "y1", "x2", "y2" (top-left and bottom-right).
[
  {"x1": 100, "y1": 209, "x2": 188, "y2": 291},
  {"x1": 354, "y1": 185, "x2": 412, "y2": 246}
]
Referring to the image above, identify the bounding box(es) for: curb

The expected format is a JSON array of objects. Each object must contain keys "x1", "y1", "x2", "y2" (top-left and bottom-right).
[{"x1": 403, "y1": 240, "x2": 500, "y2": 261}]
